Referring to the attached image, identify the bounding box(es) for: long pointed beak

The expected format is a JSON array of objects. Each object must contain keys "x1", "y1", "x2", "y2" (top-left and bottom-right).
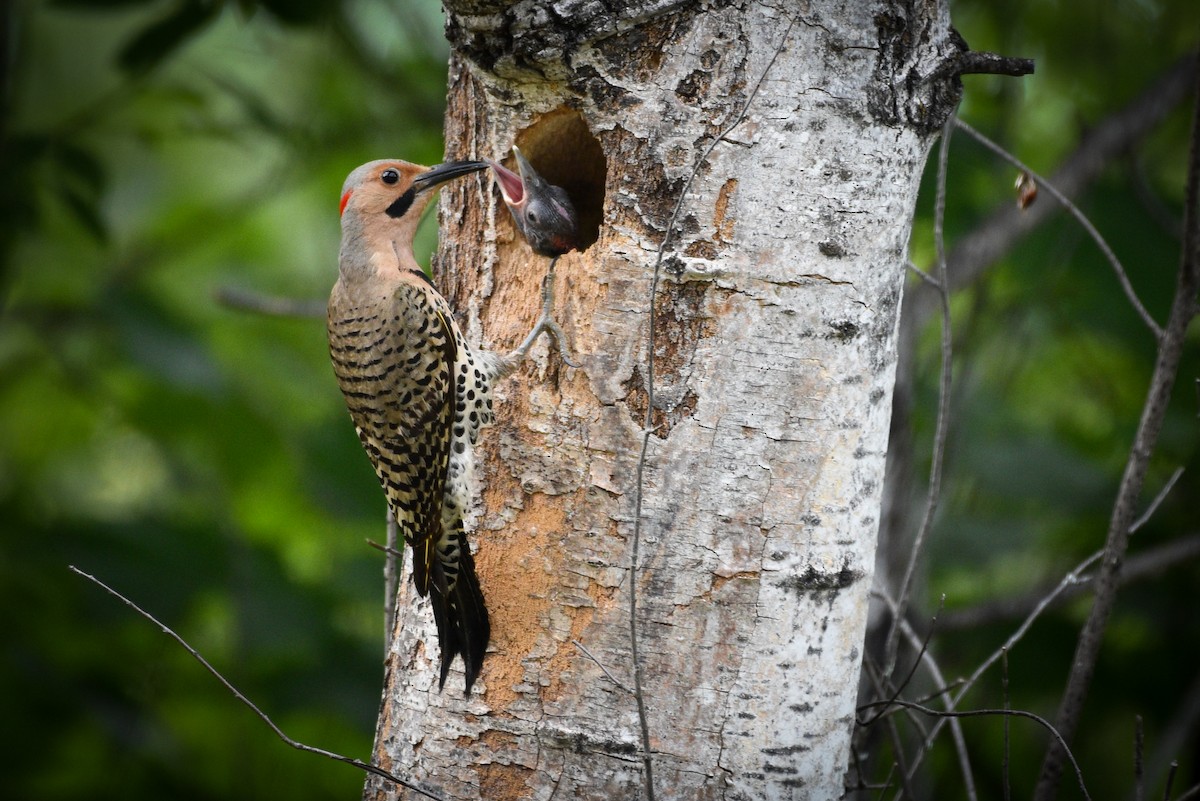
[{"x1": 413, "y1": 160, "x2": 488, "y2": 192}]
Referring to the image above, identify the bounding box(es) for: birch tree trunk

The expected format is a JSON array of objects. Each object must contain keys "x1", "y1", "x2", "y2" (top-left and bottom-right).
[{"x1": 367, "y1": 2, "x2": 962, "y2": 798}]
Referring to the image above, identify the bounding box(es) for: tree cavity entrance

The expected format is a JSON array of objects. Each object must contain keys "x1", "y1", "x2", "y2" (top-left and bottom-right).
[{"x1": 510, "y1": 109, "x2": 606, "y2": 253}]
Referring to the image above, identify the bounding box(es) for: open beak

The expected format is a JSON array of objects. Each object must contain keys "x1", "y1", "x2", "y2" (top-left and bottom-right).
[
  {"x1": 510, "y1": 146, "x2": 536, "y2": 183},
  {"x1": 413, "y1": 160, "x2": 488, "y2": 192},
  {"x1": 487, "y1": 154, "x2": 526, "y2": 209}
]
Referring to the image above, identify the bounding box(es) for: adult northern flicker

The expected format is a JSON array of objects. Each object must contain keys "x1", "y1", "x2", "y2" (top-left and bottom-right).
[
  {"x1": 488, "y1": 147, "x2": 580, "y2": 364},
  {"x1": 328, "y1": 158, "x2": 498, "y2": 694}
]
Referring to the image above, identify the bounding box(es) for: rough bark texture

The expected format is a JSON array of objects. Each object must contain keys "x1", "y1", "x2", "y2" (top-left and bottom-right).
[{"x1": 367, "y1": 2, "x2": 960, "y2": 799}]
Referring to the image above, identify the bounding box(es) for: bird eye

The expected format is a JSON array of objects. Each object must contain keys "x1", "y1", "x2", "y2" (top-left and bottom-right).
[
  {"x1": 381, "y1": 169, "x2": 400, "y2": 185},
  {"x1": 526, "y1": 210, "x2": 539, "y2": 224}
]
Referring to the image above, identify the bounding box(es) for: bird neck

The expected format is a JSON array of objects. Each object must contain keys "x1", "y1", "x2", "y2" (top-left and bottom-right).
[{"x1": 338, "y1": 213, "x2": 423, "y2": 284}]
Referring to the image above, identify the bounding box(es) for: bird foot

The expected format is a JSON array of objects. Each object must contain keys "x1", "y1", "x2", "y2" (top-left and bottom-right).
[{"x1": 506, "y1": 257, "x2": 579, "y2": 368}]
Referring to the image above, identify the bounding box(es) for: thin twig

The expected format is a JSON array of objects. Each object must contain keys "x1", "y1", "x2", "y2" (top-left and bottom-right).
[
  {"x1": 914, "y1": 630, "x2": 976, "y2": 801},
  {"x1": 902, "y1": 54, "x2": 1197, "y2": 335},
  {"x1": 862, "y1": 654, "x2": 932, "y2": 743},
  {"x1": 1143, "y1": 669, "x2": 1200, "y2": 801},
  {"x1": 366, "y1": 539, "x2": 402, "y2": 558},
  {"x1": 954, "y1": 118, "x2": 1163, "y2": 338},
  {"x1": 1034, "y1": 65, "x2": 1200, "y2": 801},
  {"x1": 384, "y1": 506, "x2": 399, "y2": 646},
  {"x1": 901, "y1": 614, "x2": 977, "y2": 801},
  {"x1": 214, "y1": 286, "x2": 326, "y2": 318},
  {"x1": 949, "y1": 50, "x2": 1035, "y2": 78},
  {"x1": 1164, "y1": 762, "x2": 1178, "y2": 801},
  {"x1": 1135, "y1": 715, "x2": 1146, "y2": 801},
  {"x1": 905, "y1": 260, "x2": 943, "y2": 289},
  {"x1": 904, "y1": 549, "x2": 1103, "y2": 781},
  {"x1": 1002, "y1": 649, "x2": 1011, "y2": 801},
  {"x1": 939, "y1": 530, "x2": 1200, "y2": 631},
  {"x1": 886, "y1": 117, "x2": 957, "y2": 674},
  {"x1": 626, "y1": 15, "x2": 799, "y2": 800},
  {"x1": 861, "y1": 659, "x2": 920, "y2": 800},
  {"x1": 571, "y1": 640, "x2": 633, "y2": 694},
  {"x1": 1175, "y1": 783, "x2": 1200, "y2": 801},
  {"x1": 68, "y1": 565, "x2": 444, "y2": 801},
  {"x1": 862, "y1": 595, "x2": 944, "y2": 725},
  {"x1": 1129, "y1": 467, "x2": 1185, "y2": 534},
  {"x1": 868, "y1": 587, "x2": 975, "y2": 801},
  {"x1": 875, "y1": 763, "x2": 898, "y2": 801},
  {"x1": 911, "y1": 677, "x2": 967, "y2": 706},
  {"x1": 857, "y1": 699, "x2": 1093, "y2": 801},
  {"x1": 1129, "y1": 153, "x2": 1184, "y2": 241}
]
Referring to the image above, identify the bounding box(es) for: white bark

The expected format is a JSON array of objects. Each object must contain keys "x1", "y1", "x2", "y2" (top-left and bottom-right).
[{"x1": 367, "y1": 2, "x2": 961, "y2": 799}]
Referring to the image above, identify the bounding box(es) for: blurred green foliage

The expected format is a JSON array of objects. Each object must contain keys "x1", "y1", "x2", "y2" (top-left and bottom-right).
[
  {"x1": 903, "y1": 4, "x2": 1200, "y2": 798},
  {"x1": 2, "y1": 1, "x2": 449, "y2": 798},
  {"x1": 0, "y1": 0, "x2": 1197, "y2": 799}
]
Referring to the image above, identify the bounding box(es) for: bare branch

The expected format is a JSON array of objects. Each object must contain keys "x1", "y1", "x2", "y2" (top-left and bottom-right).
[
  {"x1": 1175, "y1": 783, "x2": 1200, "y2": 801},
  {"x1": 1144, "y1": 670, "x2": 1200, "y2": 801},
  {"x1": 1002, "y1": 649, "x2": 1012, "y2": 801},
  {"x1": 214, "y1": 285, "x2": 326, "y2": 318},
  {"x1": 875, "y1": 763, "x2": 898, "y2": 800},
  {"x1": 384, "y1": 506, "x2": 399, "y2": 646},
  {"x1": 905, "y1": 260, "x2": 943, "y2": 289},
  {"x1": 68, "y1": 565, "x2": 445, "y2": 801},
  {"x1": 861, "y1": 659, "x2": 920, "y2": 800},
  {"x1": 886, "y1": 116, "x2": 957, "y2": 673},
  {"x1": 904, "y1": 550, "x2": 1103, "y2": 781},
  {"x1": 954, "y1": 117, "x2": 1163, "y2": 338},
  {"x1": 1129, "y1": 153, "x2": 1184, "y2": 241},
  {"x1": 1130, "y1": 466, "x2": 1185, "y2": 534},
  {"x1": 857, "y1": 699, "x2": 1093, "y2": 801},
  {"x1": 1164, "y1": 762, "x2": 1179, "y2": 801},
  {"x1": 898, "y1": 605, "x2": 976, "y2": 801},
  {"x1": 1034, "y1": 61, "x2": 1200, "y2": 801},
  {"x1": 950, "y1": 50, "x2": 1035, "y2": 78},
  {"x1": 906, "y1": 53, "x2": 1197, "y2": 329},
  {"x1": 939, "y1": 529, "x2": 1200, "y2": 631},
  {"x1": 868, "y1": 587, "x2": 975, "y2": 801},
  {"x1": 366, "y1": 538, "x2": 402, "y2": 558},
  {"x1": 863, "y1": 592, "x2": 944, "y2": 724},
  {"x1": 1135, "y1": 716, "x2": 1146, "y2": 801}
]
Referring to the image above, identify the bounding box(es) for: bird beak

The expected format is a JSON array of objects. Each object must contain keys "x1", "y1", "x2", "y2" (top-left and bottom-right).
[
  {"x1": 413, "y1": 160, "x2": 488, "y2": 192},
  {"x1": 487, "y1": 153, "x2": 526, "y2": 208},
  {"x1": 510, "y1": 146, "x2": 536, "y2": 183}
]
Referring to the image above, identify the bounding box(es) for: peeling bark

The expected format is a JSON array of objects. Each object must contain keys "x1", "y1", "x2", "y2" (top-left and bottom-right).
[{"x1": 367, "y1": 3, "x2": 958, "y2": 799}]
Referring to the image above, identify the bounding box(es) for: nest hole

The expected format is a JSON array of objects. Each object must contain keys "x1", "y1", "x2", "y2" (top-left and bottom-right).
[{"x1": 509, "y1": 109, "x2": 606, "y2": 253}]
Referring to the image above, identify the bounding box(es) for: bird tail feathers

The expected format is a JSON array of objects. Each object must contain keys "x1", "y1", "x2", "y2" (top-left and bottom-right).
[{"x1": 427, "y1": 538, "x2": 490, "y2": 696}]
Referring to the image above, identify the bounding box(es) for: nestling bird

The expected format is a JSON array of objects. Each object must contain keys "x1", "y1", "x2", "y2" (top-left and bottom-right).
[
  {"x1": 488, "y1": 146, "x2": 579, "y2": 257},
  {"x1": 328, "y1": 158, "x2": 496, "y2": 694},
  {"x1": 488, "y1": 147, "x2": 580, "y2": 365}
]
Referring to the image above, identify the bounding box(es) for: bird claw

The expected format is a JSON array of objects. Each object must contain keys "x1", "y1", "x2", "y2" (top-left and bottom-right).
[
  {"x1": 507, "y1": 257, "x2": 579, "y2": 368},
  {"x1": 531, "y1": 316, "x2": 580, "y2": 368},
  {"x1": 507, "y1": 314, "x2": 579, "y2": 368}
]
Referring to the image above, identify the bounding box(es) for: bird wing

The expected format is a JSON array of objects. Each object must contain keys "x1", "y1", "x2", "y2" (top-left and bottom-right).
[{"x1": 329, "y1": 281, "x2": 458, "y2": 598}]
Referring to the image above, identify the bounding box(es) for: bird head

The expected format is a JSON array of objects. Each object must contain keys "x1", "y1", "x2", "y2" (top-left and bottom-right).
[
  {"x1": 488, "y1": 147, "x2": 579, "y2": 258},
  {"x1": 339, "y1": 159, "x2": 487, "y2": 227}
]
